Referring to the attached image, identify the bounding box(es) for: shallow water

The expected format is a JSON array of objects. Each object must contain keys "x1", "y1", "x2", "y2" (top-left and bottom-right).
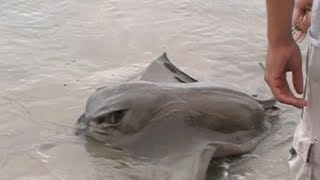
[{"x1": 0, "y1": 0, "x2": 309, "y2": 179}]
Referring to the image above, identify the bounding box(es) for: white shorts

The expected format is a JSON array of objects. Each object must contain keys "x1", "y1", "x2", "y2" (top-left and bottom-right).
[{"x1": 289, "y1": 44, "x2": 320, "y2": 179}]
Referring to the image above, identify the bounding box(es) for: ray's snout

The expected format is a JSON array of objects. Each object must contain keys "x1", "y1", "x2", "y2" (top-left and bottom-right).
[{"x1": 76, "y1": 108, "x2": 128, "y2": 137}]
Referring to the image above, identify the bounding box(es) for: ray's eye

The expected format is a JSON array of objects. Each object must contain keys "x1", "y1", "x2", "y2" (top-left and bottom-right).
[
  {"x1": 111, "y1": 110, "x2": 126, "y2": 124},
  {"x1": 95, "y1": 110, "x2": 127, "y2": 125}
]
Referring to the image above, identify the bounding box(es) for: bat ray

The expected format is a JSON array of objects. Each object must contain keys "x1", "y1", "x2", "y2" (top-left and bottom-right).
[{"x1": 76, "y1": 53, "x2": 280, "y2": 180}]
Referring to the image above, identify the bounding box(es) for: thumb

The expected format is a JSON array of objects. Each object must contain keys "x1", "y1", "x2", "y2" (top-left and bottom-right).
[
  {"x1": 292, "y1": 8, "x2": 304, "y2": 26},
  {"x1": 292, "y1": 65, "x2": 304, "y2": 94}
]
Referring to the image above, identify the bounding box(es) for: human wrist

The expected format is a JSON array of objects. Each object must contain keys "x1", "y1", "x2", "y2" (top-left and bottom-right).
[
  {"x1": 266, "y1": 0, "x2": 295, "y2": 47},
  {"x1": 267, "y1": 35, "x2": 295, "y2": 48}
]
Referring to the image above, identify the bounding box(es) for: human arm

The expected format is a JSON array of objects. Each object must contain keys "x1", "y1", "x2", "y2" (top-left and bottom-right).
[{"x1": 265, "y1": 0, "x2": 307, "y2": 108}]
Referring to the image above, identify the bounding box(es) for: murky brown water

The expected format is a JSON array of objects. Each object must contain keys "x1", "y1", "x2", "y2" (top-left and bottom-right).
[{"x1": 0, "y1": 0, "x2": 309, "y2": 179}]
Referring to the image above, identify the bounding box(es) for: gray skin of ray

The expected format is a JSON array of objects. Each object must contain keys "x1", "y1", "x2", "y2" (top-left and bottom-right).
[{"x1": 76, "y1": 53, "x2": 280, "y2": 180}]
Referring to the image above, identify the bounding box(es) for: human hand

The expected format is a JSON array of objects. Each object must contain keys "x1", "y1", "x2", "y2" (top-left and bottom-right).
[
  {"x1": 292, "y1": 0, "x2": 312, "y2": 42},
  {"x1": 265, "y1": 40, "x2": 307, "y2": 108}
]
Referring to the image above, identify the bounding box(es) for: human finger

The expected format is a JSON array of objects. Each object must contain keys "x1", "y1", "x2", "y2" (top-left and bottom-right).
[
  {"x1": 292, "y1": 64, "x2": 304, "y2": 94},
  {"x1": 266, "y1": 76, "x2": 306, "y2": 108},
  {"x1": 300, "y1": 10, "x2": 311, "y2": 32},
  {"x1": 292, "y1": 8, "x2": 304, "y2": 26},
  {"x1": 277, "y1": 93, "x2": 307, "y2": 108}
]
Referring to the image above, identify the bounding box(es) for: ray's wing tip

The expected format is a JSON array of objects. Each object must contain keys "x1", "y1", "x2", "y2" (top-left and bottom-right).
[{"x1": 158, "y1": 52, "x2": 170, "y2": 62}]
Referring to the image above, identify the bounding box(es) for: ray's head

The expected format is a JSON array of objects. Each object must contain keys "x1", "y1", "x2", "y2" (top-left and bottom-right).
[{"x1": 75, "y1": 82, "x2": 165, "y2": 141}]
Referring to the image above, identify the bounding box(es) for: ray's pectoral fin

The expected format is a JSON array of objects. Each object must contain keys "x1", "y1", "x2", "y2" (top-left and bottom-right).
[
  {"x1": 160, "y1": 137, "x2": 269, "y2": 180},
  {"x1": 140, "y1": 52, "x2": 198, "y2": 83},
  {"x1": 162, "y1": 145, "x2": 218, "y2": 180}
]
